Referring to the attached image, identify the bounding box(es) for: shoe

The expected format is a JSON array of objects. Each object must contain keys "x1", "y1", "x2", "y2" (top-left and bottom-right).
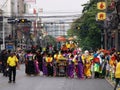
[
  {"x1": 8, "y1": 81, "x2": 11, "y2": 83},
  {"x1": 13, "y1": 81, "x2": 16, "y2": 83}
]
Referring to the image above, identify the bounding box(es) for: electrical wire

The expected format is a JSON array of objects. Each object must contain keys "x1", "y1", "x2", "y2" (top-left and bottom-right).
[
  {"x1": 0, "y1": 14, "x2": 81, "y2": 24},
  {"x1": 0, "y1": 12, "x2": 82, "y2": 25},
  {"x1": 1, "y1": 14, "x2": 81, "y2": 18},
  {"x1": 41, "y1": 11, "x2": 81, "y2": 14},
  {"x1": 0, "y1": 0, "x2": 9, "y2": 9},
  {"x1": 0, "y1": 21, "x2": 81, "y2": 25},
  {"x1": 3, "y1": 11, "x2": 82, "y2": 14}
]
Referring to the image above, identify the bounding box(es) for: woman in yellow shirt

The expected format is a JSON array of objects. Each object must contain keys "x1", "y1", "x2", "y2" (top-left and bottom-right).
[
  {"x1": 114, "y1": 56, "x2": 120, "y2": 90},
  {"x1": 7, "y1": 52, "x2": 18, "y2": 83}
]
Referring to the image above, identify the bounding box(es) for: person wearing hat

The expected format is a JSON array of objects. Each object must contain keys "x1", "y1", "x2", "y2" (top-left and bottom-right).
[{"x1": 7, "y1": 52, "x2": 19, "y2": 83}]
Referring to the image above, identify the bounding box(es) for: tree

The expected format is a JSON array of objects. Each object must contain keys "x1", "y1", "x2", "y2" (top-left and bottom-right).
[
  {"x1": 43, "y1": 35, "x2": 56, "y2": 46},
  {"x1": 68, "y1": 0, "x2": 102, "y2": 51}
]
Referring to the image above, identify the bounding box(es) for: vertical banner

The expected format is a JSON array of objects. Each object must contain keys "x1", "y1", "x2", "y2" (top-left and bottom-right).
[
  {"x1": 97, "y1": 2, "x2": 106, "y2": 10},
  {"x1": 33, "y1": 8, "x2": 37, "y2": 14},
  {"x1": 97, "y1": 12, "x2": 106, "y2": 20}
]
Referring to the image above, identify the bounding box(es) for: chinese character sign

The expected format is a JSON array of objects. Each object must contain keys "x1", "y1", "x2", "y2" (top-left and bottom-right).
[
  {"x1": 97, "y1": 12, "x2": 106, "y2": 20},
  {"x1": 97, "y1": 2, "x2": 106, "y2": 10}
]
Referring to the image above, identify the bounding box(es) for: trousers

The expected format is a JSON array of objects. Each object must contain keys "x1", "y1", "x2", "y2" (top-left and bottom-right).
[{"x1": 9, "y1": 66, "x2": 16, "y2": 81}]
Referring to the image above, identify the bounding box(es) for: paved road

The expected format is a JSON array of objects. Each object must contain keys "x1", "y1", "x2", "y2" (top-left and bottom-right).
[{"x1": 0, "y1": 64, "x2": 114, "y2": 90}]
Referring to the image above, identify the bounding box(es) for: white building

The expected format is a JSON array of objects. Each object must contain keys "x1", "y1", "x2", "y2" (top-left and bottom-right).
[
  {"x1": 44, "y1": 21, "x2": 70, "y2": 37},
  {"x1": 0, "y1": 0, "x2": 25, "y2": 50}
]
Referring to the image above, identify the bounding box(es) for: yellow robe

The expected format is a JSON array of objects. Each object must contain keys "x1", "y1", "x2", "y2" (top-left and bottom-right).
[
  {"x1": 82, "y1": 54, "x2": 92, "y2": 77},
  {"x1": 54, "y1": 54, "x2": 59, "y2": 62},
  {"x1": 115, "y1": 62, "x2": 120, "y2": 78},
  {"x1": 46, "y1": 57, "x2": 53, "y2": 63}
]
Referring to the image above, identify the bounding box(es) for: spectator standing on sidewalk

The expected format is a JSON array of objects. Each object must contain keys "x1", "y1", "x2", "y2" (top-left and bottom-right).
[
  {"x1": 0, "y1": 50, "x2": 9, "y2": 76},
  {"x1": 114, "y1": 54, "x2": 120, "y2": 90},
  {"x1": 7, "y1": 52, "x2": 19, "y2": 83}
]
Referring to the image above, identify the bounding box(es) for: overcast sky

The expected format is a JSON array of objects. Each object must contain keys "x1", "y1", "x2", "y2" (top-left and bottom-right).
[
  {"x1": 35, "y1": 0, "x2": 89, "y2": 14},
  {"x1": 28, "y1": 0, "x2": 89, "y2": 22}
]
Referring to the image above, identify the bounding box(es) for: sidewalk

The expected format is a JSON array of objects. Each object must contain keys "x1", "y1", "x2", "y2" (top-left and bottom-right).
[{"x1": 106, "y1": 77, "x2": 120, "y2": 90}]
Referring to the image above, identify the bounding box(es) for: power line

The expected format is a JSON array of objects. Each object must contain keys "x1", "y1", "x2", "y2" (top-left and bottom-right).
[
  {"x1": 0, "y1": 14, "x2": 80, "y2": 19},
  {"x1": 0, "y1": 14, "x2": 82, "y2": 24},
  {"x1": 1, "y1": 14, "x2": 81, "y2": 18},
  {"x1": 0, "y1": 22, "x2": 82, "y2": 25},
  {"x1": 3, "y1": 11, "x2": 82, "y2": 14},
  {"x1": 0, "y1": 0, "x2": 9, "y2": 9},
  {"x1": 41, "y1": 11, "x2": 81, "y2": 14}
]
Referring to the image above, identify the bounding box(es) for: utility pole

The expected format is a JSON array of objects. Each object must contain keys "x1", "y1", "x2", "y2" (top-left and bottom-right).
[
  {"x1": 104, "y1": 0, "x2": 108, "y2": 50},
  {"x1": 97, "y1": 0, "x2": 107, "y2": 49},
  {"x1": 2, "y1": 16, "x2": 5, "y2": 50}
]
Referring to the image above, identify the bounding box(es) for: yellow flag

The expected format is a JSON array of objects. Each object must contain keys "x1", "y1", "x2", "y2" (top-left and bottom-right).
[
  {"x1": 97, "y1": 2, "x2": 106, "y2": 10},
  {"x1": 97, "y1": 12, "x2": 106, "y2": 20}
]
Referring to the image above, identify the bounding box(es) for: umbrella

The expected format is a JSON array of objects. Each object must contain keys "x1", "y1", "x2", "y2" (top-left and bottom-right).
[{"x1": 56, "y1": 36, "x2": 66, "y2": 42}]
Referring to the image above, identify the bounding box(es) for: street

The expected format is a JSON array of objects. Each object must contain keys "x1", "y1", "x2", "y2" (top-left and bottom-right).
[{"x1": 0, "y1": 64, "x2": 114, "y2": 90}]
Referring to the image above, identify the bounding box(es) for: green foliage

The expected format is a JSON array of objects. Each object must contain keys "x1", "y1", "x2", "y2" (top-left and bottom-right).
[
  {"x1": 67, "y1": 0, "x2": 102, "y2": 51},
  {"x1": 43, "y1": 35, "x2": 56, "y2": 46}
]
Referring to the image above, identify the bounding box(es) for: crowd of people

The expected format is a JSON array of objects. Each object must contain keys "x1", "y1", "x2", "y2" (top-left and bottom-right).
[
  {"x1": 0, "y1": 42, "x2": 120, "y2": 89},
  {"x1": 23, "y1": 46, "x2": 119, "y2": 80}
]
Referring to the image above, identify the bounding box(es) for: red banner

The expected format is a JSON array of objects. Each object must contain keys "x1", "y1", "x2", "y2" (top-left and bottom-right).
[{"x1": 33, "y1": 8, "x2": 37, "y2": 14}]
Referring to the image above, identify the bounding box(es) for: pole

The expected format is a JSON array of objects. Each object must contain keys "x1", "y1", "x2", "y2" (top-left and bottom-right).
[
  {"x1": 104, "y1": 0, "x2": 108, "y2": 50},
  {"x1": 2, "y1": 16, "x2": 5, "y2": 50},
  {"x1": 101, "y1": 28, "x2": 104, "y2": 49}
]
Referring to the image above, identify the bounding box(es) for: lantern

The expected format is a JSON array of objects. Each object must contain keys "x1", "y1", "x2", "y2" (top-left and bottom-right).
[
  {"x1": 97, "y1": 2, "x2": 106, "y2": 10},
  {"x1": 97, "y1": 12, "x2": 106, "y2": 20}
]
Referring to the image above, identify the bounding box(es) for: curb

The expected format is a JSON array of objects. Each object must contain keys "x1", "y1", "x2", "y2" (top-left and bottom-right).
[
  {"x1": 106, "y1": 78, "x2": 120, "y2": 90},
  {"x1": 105, "y1": 78, "x2": 115, "y2": 87}
]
